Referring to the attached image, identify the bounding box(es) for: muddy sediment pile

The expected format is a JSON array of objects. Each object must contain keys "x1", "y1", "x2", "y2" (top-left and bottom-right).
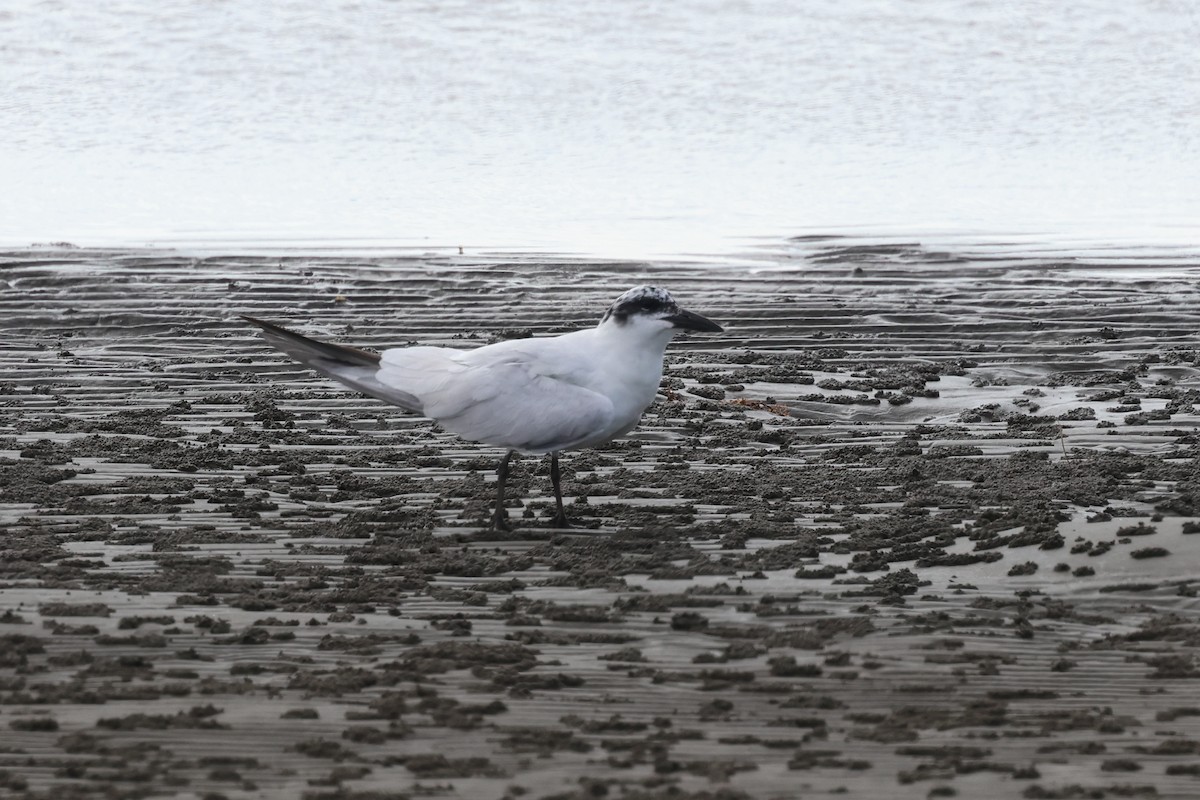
[{"x1": 3, "y1": 243, "x2": 1200, "y2": 799}]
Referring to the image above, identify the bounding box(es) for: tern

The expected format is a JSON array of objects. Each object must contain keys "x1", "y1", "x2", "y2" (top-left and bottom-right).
[{"x1": 242, "y1": 286, "x2": 723, "y2": 530}]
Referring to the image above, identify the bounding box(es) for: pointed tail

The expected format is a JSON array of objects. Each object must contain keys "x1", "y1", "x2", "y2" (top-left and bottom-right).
[{"x1": 240, "y1": 316, "x2": 423, "y2": 413}]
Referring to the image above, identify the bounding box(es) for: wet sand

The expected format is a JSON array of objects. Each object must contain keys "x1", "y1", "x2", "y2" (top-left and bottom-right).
[{"x1": 3, "y1": 241, "x2": 1200, "y2": 799}]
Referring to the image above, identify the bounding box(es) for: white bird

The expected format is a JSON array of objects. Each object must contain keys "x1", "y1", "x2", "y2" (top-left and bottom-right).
[{"x1": 242, "y1": 286, "x2": 723, "y2": 529}]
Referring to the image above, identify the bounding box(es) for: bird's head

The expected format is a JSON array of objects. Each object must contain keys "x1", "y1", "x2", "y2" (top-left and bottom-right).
[{"x1": 598, "y1": 285, "x2": 723, "y2": 337}]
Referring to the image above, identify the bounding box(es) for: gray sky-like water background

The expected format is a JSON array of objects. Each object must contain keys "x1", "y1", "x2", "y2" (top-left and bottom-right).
[{"x1": 3, "y1": 0, "x2": 1199, "y2": 257}]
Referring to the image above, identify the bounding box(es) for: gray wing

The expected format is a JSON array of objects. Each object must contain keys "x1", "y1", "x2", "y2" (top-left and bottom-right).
[
  {"x1": 246, "y1": 318, "x2": 617, "y2": 453},
  {"x1": 378, "y1": 350, "x2": 616, "y2": 453}
]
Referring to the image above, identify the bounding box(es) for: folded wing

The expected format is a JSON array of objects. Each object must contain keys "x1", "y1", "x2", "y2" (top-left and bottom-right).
[
  {"x1": 378, "y1": 347, "x2": 615, "y2": 454},
  {"x1": 246, "y1": 317, "x2": 617, "y2": 454}
]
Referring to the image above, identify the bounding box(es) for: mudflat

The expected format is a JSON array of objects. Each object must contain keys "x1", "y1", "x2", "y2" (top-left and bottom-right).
[{"x1": 3, "y1": 243, "x2": 1200, "y2": 799}]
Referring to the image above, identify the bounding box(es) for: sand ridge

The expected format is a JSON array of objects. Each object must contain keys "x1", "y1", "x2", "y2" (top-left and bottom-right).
[{"x1": 2, "y1": 243, "x2": 1200, "y2": 799}]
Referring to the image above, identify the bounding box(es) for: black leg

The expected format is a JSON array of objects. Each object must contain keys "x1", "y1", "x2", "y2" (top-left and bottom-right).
[
  {"x1": 491, "y1": 449, "x2": 514, "y2": 531},
  {"x1": 549, "y1": 451, "x2": 570, "y2": 528}
]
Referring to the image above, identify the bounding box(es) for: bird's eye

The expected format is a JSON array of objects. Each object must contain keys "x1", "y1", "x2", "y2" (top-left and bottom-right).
[{"x1": 625, "y1": 296, "x2": 670, "y2": 315}]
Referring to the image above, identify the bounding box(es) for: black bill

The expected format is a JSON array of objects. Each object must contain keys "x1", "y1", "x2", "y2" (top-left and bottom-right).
[{"x1": 666, "y1": 308, "x2": 724, "y2": 333}]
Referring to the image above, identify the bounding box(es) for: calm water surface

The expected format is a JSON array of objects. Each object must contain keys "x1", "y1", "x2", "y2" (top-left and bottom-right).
[{"x1": 3, "y1": 0, "x2": 1198, "y2": 257}]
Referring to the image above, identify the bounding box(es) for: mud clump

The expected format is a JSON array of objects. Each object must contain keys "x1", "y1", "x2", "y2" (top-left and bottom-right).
[{"x1": 4, "y1": 248, "x2": 1200, "y2": 799}]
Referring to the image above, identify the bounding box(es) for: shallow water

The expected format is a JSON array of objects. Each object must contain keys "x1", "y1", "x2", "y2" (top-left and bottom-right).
[{"x1": 4, "y1": 0, "x2": 1199, "y2": 256}]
